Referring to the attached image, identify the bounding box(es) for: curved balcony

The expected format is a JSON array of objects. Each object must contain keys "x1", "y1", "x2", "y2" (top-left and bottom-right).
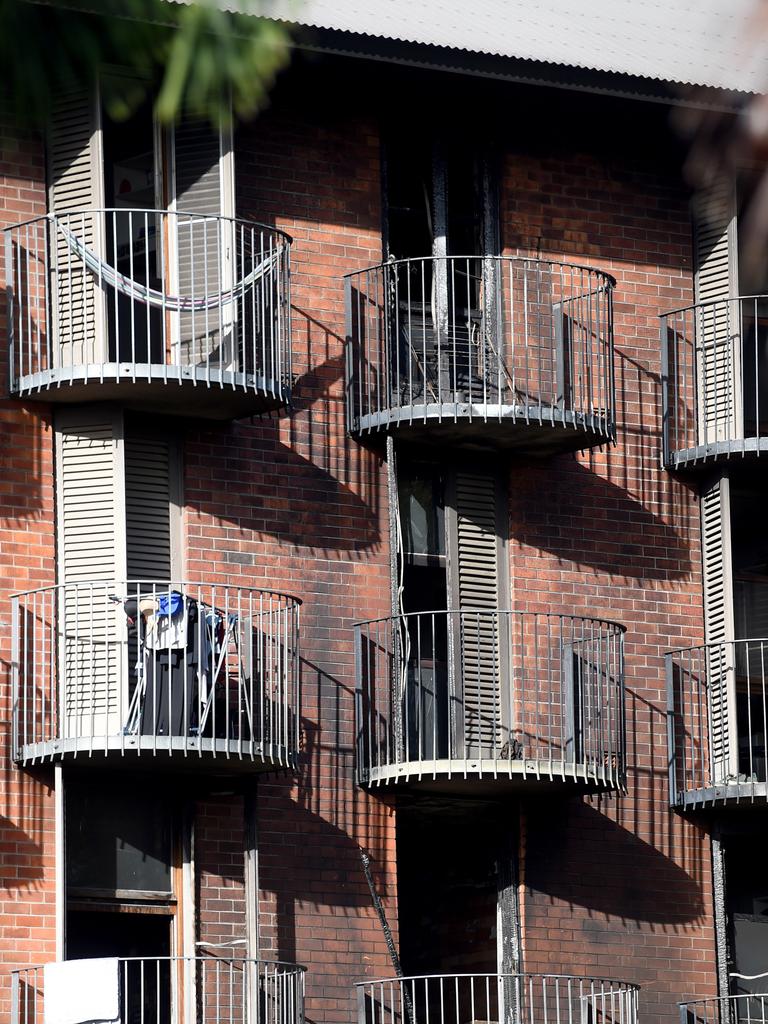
[
  {"x1": 667, "y1": 638, "x2": 768, "y2": 807},
  {"x1": 355, "y1": 610, "x2": 626, "y2": 792},
  {"x1": 662, "y1": 295, "x2": 768, "y2": 469},
  {"x1": 5, "y1": 210, "x2": 291, "y2": 418},
  {"x1": 12, "y1": 957, "x2": 305, "y2": 1024},
  {"x1": 356, "y1": 974, "x2": 638, "y2": 1024},
  {"x1": 12, "y1": 581, "x2": 301, "y2": 772},
  {"x1": 680, "y1": 993, "x2": 768, "y2": 1024},
  {"x1": 345, "y1": 256, "x2": 616, "y2": 452}
]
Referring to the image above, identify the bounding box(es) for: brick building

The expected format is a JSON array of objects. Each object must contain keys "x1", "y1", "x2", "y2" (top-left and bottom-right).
[{"x1": 0, "y1": 3, "x2": 765, "y2": 1024}]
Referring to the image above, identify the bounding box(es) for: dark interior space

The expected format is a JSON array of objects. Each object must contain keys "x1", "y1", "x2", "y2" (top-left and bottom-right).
[{"x1": 397, "y1": 796, "x2": 517, "y2": 975}]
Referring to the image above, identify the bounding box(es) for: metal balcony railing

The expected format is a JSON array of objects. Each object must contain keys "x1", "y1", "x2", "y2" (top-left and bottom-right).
[
  {"x1": 661, "y1": 295, "x2": 768, "y2": 468},
  {"x1": 679, "y1": 993, "x2": 768, "y2": 1024},
  {"x1": 355, "y1": 610, "x2": 626, "y2": 788},
  {"x1": 11, "y1": 956, "x2": 305, "y2": 1024},
  {"x1": 5, "y1": 209, "x2": 291, "y2": 416},
  {"x1": 345, "y1": 256, "x2": 616, "y2": 451},
  {"x1": 355, "y1": 974, "x2": 639, "y2": 1024},
  {"x1": 12, "y1": 581, "x2": 301, "y2": 769},
  {"x1": 667, "y1": 639, "x2": 768, "y2": 806}
]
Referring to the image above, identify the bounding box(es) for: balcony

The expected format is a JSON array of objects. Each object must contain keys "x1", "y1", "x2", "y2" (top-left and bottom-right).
[
  {"x1": 667, "y1": 639, "x2": 768, "y2": 807},
  {"x1": 356, "y1": 974, "x2": 638, "y2": 1024},
  {"x1": 345, "y1": 256, "x2": 616, "y2": 452},
  {"x1": 355, "y1": 610, "x2": 626, "y2": 792},
  {"x1": 662, "y1": 295, "x2": 768, "y2": 469},
  {"x1": 5, "y1": 210, "x2": 291, "y2": 418},
  {"x1": 12, "y1": 956, "x2": 305, "y2": 1024},
  {"x1": 12, "y1": 581, "x2": 301, "y2": 771},
  {"x1": 680, "y1": 993, "x2": 768, "y2": 1024}
]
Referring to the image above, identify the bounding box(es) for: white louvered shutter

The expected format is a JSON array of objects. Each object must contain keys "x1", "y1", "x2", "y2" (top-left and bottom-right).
[
  {"x1": 56, "y1": 408, "x2": 126, "y2": 740},
  {"x1": 693, "y1": 178, "x2": 739, "y2": 446},
  {"x1": 173, "y1": 116, "x2": 234, "y2": 369},
  {"x1": 701, "y1": 472, "x2": 738, "y2": 784},
  {"x1": 48, "y1": 87, "x2": 104, "y2": 369},
  {"x1": 454, "y1": 470, "x2": 505, "y2": 755},
  {"x1": 124, "y1": 431, "x2": 179, "y2": 583}
]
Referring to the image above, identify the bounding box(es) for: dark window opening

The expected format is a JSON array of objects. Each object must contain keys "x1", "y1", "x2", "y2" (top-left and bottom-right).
[
  {"x1": 723, "y1": 832, "x2": 768, "y2": 1000},
  {"x1": 101, "y1": 90, "x2": 163, "y2": 363}
]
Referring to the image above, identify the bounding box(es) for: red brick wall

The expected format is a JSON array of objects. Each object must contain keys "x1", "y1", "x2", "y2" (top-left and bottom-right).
[
  {"x1": 499, "y1": 147, "x2": 714, "y2": 1014},
  {"x1": 0, "y1": 124, "x2": 57, "y2": 1017},
  {"x1": 196, "y1": 796, "x2": 247, "y2": 949},
  {"x1": 0, "y1": 64, "x2": 721, "y2": 1024},
  {"x1": 183, "y1": 80, "x2": 398, "y2": 1023}
]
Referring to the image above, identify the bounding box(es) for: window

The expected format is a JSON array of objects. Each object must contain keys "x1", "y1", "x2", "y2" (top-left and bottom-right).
[{"x1": 396, "y1": 456, "x2": 508, "y2": 759}]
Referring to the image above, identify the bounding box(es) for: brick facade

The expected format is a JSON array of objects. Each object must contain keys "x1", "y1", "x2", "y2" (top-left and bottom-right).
[{"x1": 0, "y1": 51, "x2": 726, "y2": 1024}]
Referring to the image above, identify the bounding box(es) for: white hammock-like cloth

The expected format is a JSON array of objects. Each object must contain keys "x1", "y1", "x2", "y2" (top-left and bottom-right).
[{"x1": 60, "y1": 224, "x2": 280, "y2": 313}]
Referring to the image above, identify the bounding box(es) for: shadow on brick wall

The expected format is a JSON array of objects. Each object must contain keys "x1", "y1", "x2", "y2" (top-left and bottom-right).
[{"x1": 0, "y1": 723, "x2": 46, "y2": 889}]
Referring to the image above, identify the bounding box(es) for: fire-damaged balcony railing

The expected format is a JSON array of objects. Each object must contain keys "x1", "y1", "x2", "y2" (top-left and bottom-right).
[
  {"x1": 345, "y1": 256, "x2": 616, "y2": 451},
  {"x1": 12, "y1": 956, "x2": 305, "y2": 1024},
  {"x1": 667, "y1": 639, "x2": 768, "y2": 807},
  {"x1": 5, "y1": 210, "x2": 291, "y2": 417},
  {"x1": 679, "y1": 993, "x2": 768, "y2": 1024},
  {"x1": 662, "y1": 295, "x2": 768, "y2": 468},
  {"x1": 355, "y1": 610, "x2": 626, "y2": 789},
  {"x1": 12, "y1": 582, "x2": 301, "y2": 769},
  {"x1": 356, "y1": 974, "x2": 639, "y2": 1024}
]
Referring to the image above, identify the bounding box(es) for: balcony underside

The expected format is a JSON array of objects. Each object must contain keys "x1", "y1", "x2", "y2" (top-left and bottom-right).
[
  {"x1": 354, "y1": 404, "x2": 613, "y2": 453},
  {"x1": 16, "y1": 736, "x2": 296, "y2": 775},
  {"x1": 14, "y1": 365, "x2": 288, "y2": 420},
  {"x1": 666, "y1": 436, "x2": 768, "y2": 470},
  {"x1": 363, "y1": 757, "x2": 624, "y2": 794},
  {"x1": 674, "y1": 781, "x2": 768, "y2": 809}
]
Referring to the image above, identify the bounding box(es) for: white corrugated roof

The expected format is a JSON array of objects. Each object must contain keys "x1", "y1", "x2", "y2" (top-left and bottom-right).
[{"x1": 206, "y1": 0, "x2": 768, "y2": 93}]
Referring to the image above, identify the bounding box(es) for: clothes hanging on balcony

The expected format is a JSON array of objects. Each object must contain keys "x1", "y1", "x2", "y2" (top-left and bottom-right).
[
  {"x1": 139, "y1": 596, "x2": 202, "y2": 737},
  {"x1": 142, "y1": 591, "x2": 188, "y2": 651},
  {"x1": 43, "y1": 957, "x2": 120, "y2": 1024}
]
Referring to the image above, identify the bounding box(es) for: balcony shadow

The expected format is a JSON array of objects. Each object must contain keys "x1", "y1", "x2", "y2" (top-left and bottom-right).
[
  {"x1": 510, "y1": 455, "x2": 694, "y2": 583},
  {"x1": 0, "y1": 719, "x2": 47, "y2": 889},
  {"x1": 184, "y1": 411, "x2": 383, "y2": 556},
  {"x1": 524, "y1": 796, "x2": 704, "y2": 926}
]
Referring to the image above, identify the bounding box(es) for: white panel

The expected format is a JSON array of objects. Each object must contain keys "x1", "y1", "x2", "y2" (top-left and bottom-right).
[
  {"x1": 48, "y1": 87, "x2": 104, "y2": 367},
  {"x1": 125, "y1": 433, "x2": 175, "y2": 583},
  {"x1": 455, "y1": 470, "x2": 503, "y2": 753},
  {"x1": 693, "y1": 178, "x2": 739, "y2": 446},
  {"x1": 55, "y1": 408, "x2": 126, "y2": 739},
  {"x1": 701, "y1": 472, "x2": 738, "y2": 783},
  {"x1": 173, "y1": 116, "x2": 233, "y2": 369}
]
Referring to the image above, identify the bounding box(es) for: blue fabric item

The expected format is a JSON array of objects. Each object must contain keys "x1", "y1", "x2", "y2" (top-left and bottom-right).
[{"x1": 157, "y1": 591, "x2": 184, "y2": 618}]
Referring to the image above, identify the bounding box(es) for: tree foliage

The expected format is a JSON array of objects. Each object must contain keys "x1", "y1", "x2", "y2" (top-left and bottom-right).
[{"x1": 0, "y1": 0, "x2": 291, "y2": 127}]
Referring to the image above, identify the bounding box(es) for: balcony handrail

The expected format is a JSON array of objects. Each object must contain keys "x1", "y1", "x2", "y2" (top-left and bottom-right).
[
  {"x1": 661, "y1": 292, "x2": 768, "y2": 319},
  {"x1": 355, "y1": 609, "x2": 626, "y2": 788},
  {"x1": 11, "y1": 956, "x2": 306, "y2": 1024},
  {"x1": 11, "y1": 581, "x2": 303, "y2": 604},
  {"x1": 344, "y1": 254, "x2": 617, "y2": 288},
  {"x1": 668, "y1": 636, "x2": 768, "y2": 658},
  {"x1": 678, "y1": 992, "x2": 768, "y2": 1024},
  {"x1": 345, "y1": 254, "x2": 616, "y2": 443},
  {"x1": 5, "y1": 207, "x2": 292, "y2": 404},
  {"x1": 354, "y1": 608, "x2": 627, "y2": 633},
  {"x1": 14, "y1": 956, "x2": 307, "y2": 970},
  {"x1": 355, "y1": 973, "x2": 638, "y2": 986},
  {"x1": 5, "y1": 209, "x2": 294, "y2": 244},
  {"x1": 660, "y1": 293, "x2": 768, "y2": 467},
  {"x1": 355, "y1": 972, "x2": 638, "y2": 1024},
  {"x1": 667, "y1": 636, "x2": 768, "y2": 805},
  {"x1": 12, "y1": 580, "x2": 302, "y2": 768}
]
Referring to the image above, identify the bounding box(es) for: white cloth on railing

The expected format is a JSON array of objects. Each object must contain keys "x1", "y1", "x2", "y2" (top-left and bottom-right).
[
  {"x1": 43, "y1": 957, "x2": 119, "y2": 1024},
  {"x1": 59, "y1": 223, "x2": 278, "y2": 312}
]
